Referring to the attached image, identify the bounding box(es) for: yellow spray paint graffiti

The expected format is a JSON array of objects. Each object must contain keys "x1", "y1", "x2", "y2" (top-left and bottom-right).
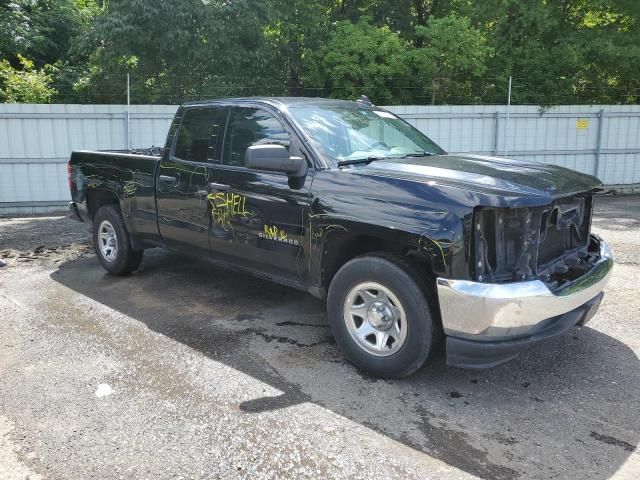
[
  {"x1": 259, "y1": 224, "x2": 299, "y2": 246},
  {"x1": 311, "y1": 224, "x2": 348, "y2": 247},
  {"x1": 418, "y1": 234, "x2": 452, "y2": 268},
  {"x1": 263, "y1": 224, "x2": 288, "y2": 240},
  {"x1": 123, "y1": 181, "x2": 137, "y2": 196},
  {"x1": 207, "y1": 192, "x2": 248, "y2": 229}
]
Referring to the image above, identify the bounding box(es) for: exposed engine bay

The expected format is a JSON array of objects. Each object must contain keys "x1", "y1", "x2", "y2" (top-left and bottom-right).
[{"x1": 473, "y1": 193, "x2": 602, "y2": 290}]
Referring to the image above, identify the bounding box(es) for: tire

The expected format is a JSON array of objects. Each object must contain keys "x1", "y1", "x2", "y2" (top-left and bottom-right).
[
  {"x1": 327, "y1": 253, "x2": 442, "y2": 378},
  {"x1": 92, "y1": 204, "x2": 143, "y2": 275}
]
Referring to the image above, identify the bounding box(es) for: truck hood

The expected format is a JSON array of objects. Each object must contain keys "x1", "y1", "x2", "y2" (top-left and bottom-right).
[{"x1": 358, "y1": 154, "x2": 602, "y2": 199}]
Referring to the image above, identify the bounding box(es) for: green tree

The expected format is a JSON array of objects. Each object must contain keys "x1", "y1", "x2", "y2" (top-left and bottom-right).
[
  {"x1": 0, "y1": 0, "x2": 101, "y2": 64},
  {"x1": 82, "y1": 0, "x2": 278, "y2": 103},
  {"x1": 0, "y1": 0, "x2": 102, "y2": 103},
  {"x1": 474, "y1": 0, "x2": 581, "y2": 104},
  {"x1": 0, "y1": 55, "x2": 56, "y2": 103},
  {"x1": 0, "y1": 0, "x2": 32, "y2": 60},
  {"x1": 1, "y1": 0, "x2": 639, "y2": 105},
  {"x1": 306, "y1": 20, "x2": 413, "y2": 104},
  {"x1": 472, "y1": 0, "x2": 640, "y2": 105},
  {"x1": 412, "y1": 15, "x2": 490, "y2": 104},
  {"x1": 259, "y1": 0, "x2": 331, "y2": 96},
  {"x1": 328, "y1": 1, "x2": 475, "y2": 39},
  {"x1": 571, "y1": 0, "x2": 640, "y2": 104}
]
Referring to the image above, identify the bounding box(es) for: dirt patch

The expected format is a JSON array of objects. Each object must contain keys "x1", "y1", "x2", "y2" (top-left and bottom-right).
[
  {"x1": 1, "y1": 242, "x2": 93, "y2": 267},
  {"x1": 0, "y1": 215, "x2": 90, "y2": 252},
  {"x1": 0, "y1": 215, "x2": 93, "y2": 268}
]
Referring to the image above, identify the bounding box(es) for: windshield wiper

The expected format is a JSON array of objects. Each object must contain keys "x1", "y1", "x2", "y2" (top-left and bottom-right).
[
  {"x1": 337, "y1": 151, "x2": 436, "y2": 167},
  {"x1": 399, "y1": 151, "x2": 436, "y2": 158},
  {"x1": 337, "y1": 156, "x2": 386, "y2": 167}
]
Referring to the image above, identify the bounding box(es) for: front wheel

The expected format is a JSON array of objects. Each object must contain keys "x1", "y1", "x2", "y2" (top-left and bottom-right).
[
  {"x1": 93, "y1": 205, "x2": 143, "y2": 275},
  {"x1": 327, "y1": 254, "x2": 441, "y2": 378}
]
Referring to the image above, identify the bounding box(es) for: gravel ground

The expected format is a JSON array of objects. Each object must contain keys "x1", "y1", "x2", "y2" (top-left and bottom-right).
[{"x1": 1, "y1": 195, "x2": 639, "y2": 480}]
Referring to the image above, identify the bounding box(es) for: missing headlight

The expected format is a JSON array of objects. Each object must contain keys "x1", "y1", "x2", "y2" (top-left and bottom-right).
[{"x1": 473, "y1": 194, "x2": 594, "y2": 286}]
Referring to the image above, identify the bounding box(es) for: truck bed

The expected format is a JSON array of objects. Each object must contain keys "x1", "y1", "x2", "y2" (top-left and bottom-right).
[{"x1": 69, "y1": 149, "x2": 163, "y2": 246}]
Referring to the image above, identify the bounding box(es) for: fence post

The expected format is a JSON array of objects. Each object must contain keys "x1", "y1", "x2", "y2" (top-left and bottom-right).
[
  {"x1": 504, "y1": 76, "x2": 512, "y2": 156},
  {"x1": 126, "y1": 72, "x2": 131, "y2": 151},
  {"x1": 594, "y1": 109, "x2": 604, "y2": 179},
  {"x1": 494, "y1": 111, "x2": 500, "y2": 156}
]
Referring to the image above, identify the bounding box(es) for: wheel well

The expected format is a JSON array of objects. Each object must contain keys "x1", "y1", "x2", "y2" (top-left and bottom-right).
[
  {"x1": 86, "y1": 189, "x2": 119, "y2": 219},
  {"x1": 321, "y1": 233, "x2": 434, "y2": 290}
]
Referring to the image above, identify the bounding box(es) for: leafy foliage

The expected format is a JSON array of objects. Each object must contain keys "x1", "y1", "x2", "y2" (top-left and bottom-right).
[
  {"x1": 412, "y1": 15, "x2": 491, "y2": 104},
  {"x1": 0, "y1": 0, "x2": 638, "y2": 104},
  {"x1": 306, "y1": 20, "x2": 413, "y2": 104},
  {"x1": 0, "y1": 55, "x2": 56, "y2": 103}
]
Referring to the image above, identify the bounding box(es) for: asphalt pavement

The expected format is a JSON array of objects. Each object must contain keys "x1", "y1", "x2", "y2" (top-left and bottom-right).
[{"x1": 1, "y1": 195, "x2": 639, "y2": 479}]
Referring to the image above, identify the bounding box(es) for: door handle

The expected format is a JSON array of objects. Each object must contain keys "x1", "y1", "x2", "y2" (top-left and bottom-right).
[
  {"x1": 159, "y1": 175, "x2": 177, "y2": 184},
  {"x1": 208, "y1": 182, "x2": 230, "y2": 192}
]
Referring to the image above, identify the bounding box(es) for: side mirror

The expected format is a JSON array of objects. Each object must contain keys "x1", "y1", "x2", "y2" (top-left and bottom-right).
[{"x1": 245, "y1": 144, "x2": 308, "y2": 178}]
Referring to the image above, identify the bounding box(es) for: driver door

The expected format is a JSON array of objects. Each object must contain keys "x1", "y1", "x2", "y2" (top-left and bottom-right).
[{"x1": 205, "y1": 105, "x2": 313, "y2": 281}]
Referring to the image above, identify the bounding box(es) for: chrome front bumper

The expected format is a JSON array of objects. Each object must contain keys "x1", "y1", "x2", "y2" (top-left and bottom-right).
[{"x1": 436, "y1": 235, "x2": 614, "y2": 340}]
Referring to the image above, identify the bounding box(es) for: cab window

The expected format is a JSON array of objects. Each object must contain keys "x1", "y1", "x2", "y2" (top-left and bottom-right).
[
  {"x1": 174, "y1": 106, "x2": 228, "y2": 162},
  {"x1": 222, "y1": 107, "x2": 290, "y2": 167}
]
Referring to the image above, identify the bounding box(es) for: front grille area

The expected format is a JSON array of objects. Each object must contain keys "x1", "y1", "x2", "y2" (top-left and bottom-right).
[
  {"x1": 536, "y1": 195, "x2": 592, "y2": 266},
  {"x1": 473, "y1": 193, "x2": 597, "y2": 288}
]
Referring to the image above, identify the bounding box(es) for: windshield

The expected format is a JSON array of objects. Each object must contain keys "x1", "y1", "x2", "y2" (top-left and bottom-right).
[{"x1": 288, "y1": 105, "x2": 446, "y2": 164}]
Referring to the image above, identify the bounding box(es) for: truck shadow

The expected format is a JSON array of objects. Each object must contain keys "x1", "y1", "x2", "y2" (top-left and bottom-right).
[{"x1": 51, "y1": 249, "x2": 640, "y2": 480}]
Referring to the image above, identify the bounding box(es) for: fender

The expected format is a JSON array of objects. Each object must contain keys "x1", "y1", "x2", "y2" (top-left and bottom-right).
[{"x1": 307, "y1": 169, "x2": 473, "y2": 290}]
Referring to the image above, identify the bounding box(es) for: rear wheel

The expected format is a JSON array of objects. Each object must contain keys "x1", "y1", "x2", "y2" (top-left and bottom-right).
[
  {"x1": 327, "y1": 253, "x2": 441, "y2": 378},
  {"x1": 93, "y1": 205, "x2": 143, "y2": 275}
]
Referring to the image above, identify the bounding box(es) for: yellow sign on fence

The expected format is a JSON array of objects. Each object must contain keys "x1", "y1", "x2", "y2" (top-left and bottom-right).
[{"x1": 576, "y1": 118, "x2": 589, "y2": 130}]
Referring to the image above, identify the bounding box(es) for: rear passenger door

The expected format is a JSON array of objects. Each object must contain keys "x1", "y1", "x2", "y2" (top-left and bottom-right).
[
  {"x1": 206, "y1": 105, "x2": 313, "y2": 281},
  {"x1": 156, "y1": 105, "x2": 228, "y2": 253}
]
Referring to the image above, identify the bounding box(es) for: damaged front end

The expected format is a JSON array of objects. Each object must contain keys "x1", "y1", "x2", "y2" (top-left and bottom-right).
[
  {"x1": 473, "y1": 192, "x2": 601, "y2": 291},
  {"x1": 437, "y1": 190, "x2": 613, "y2": 368}
]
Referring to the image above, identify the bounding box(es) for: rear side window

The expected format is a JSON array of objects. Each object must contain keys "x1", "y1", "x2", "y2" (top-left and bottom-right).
[
  {"x1": 174, "y1": 106, "x2": 228, "y2": 162},
  {"x1": 222, "y1": 107, "x2": 290, "y2": 167}
]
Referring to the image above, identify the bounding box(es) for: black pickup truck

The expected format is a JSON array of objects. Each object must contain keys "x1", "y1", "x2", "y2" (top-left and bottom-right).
[{"x1": 68, "y1": 97, "x2": 613, "y2": 378}]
